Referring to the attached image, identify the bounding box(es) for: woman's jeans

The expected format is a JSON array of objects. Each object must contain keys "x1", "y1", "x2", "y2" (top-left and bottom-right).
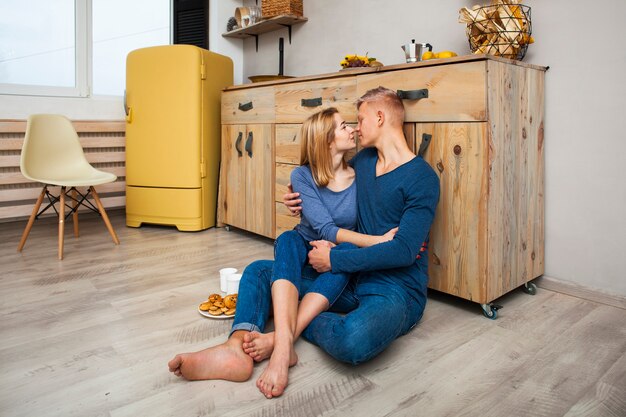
[
  {"x1": 271, "y1": 230, "x2": 349, "y2": 306},
  {"x1": 230, "y1": 233, "x2": 425, "y2": 365}
]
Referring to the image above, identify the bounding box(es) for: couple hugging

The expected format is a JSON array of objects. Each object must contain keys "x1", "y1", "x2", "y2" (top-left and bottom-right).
[{"x1": 168, "y1": 86, "x2": 440, "y2": 399}]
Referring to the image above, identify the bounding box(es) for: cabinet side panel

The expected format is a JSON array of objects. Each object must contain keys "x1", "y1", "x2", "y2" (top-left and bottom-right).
[
  {"x1": 422, "y1": 122, "x2": 489, "y2": 303},
  {"x1": 487, "y1": 61, "x2": 545, "y2": 301}
]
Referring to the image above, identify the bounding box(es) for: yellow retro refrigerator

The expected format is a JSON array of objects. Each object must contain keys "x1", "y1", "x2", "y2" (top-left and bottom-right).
[{"x1": 124, "y1": 45, "x2": 233, "y2": 231}]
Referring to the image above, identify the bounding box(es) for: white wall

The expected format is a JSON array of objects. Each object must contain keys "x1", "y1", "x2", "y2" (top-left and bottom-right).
[{"x1": 240, "y1": 0, "x2": 626, "y2": 297}]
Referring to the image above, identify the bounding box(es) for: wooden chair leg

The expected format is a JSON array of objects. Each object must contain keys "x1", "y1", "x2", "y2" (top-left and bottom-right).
[
  {"x1": 72, "y1": 188, "x2": 79, "y2": 238},
  {"x1": 58, "y1": 186, "x2": 66, "y2": 260},
  {"x1": 17, "y1": 186, "x2": 47, "y2": 252},
  {"x1": 90, "y1": 186, "x2": 120, "y2": 245}
]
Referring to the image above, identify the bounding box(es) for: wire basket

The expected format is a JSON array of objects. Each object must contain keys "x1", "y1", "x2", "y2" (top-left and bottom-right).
[
  {"x1": 262, "y1": 0, "x2": 303, "y2": 18},
  {"x1": 463, "y1": 4, "x2": 532, "y2": 60}
]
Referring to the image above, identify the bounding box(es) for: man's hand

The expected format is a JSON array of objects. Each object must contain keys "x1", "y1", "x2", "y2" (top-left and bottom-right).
[
  {"x1": 283, "y1": 183, "x2": 302, "y2": 217},
  {"x1": 308, "y1": 240, "x2": 334, "y2": 272}
]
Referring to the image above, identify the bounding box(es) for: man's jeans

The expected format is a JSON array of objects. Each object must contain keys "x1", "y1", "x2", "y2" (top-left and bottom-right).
[{"x1": 230, "y1": 256, "x2": 424, "y2": 365}]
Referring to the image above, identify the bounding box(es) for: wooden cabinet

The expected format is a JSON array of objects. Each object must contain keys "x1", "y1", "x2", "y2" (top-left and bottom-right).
[
  {"x1": 220, "y1": 124, "x2": 274, "y2": 238},
  {"x1": 396, "y1": 60, "x2": 545, "y2": 309},
  {"x1": 218, "y1": 56, "x2": 546, "y2": 312}
]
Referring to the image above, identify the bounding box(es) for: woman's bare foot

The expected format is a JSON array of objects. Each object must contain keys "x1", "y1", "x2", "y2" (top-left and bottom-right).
[
  {"x1": 242, "y1": 331, "x2": 276, "y2": 362},
  {"x1": 256, "y1": 341, "x2": 298, "y2": 398},
  {"x1": 167, "y1": 336, "x2": 253, "y2": 382}
]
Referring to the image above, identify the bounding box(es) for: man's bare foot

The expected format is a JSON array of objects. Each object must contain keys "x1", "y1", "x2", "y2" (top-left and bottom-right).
[
  {"x1": 168, "y1": 336, "x2": 253, "y2": 382},
  {"x1": 256, "y1": 342, "x2": 298, "y2": 398},
  {"x1": 243, "y1": 331, "x2": 276, "y2": 362}
]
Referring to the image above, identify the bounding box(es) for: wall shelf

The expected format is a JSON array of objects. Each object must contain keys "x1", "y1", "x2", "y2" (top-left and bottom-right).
[{"x1": 222, "y1": 15, "x2": 307, "y2": 51}]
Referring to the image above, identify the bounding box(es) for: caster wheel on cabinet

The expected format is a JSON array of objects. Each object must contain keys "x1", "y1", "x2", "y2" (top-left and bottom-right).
[
  {"x1": 522, "y1": 282, "x2": 537, "y2": 295},
  {"x1": 481, "y1": 303, "x2": 502, "y2": 320}
]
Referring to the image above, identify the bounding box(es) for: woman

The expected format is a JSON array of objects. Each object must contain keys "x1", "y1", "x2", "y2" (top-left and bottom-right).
[{"x1": 242, "y1": 107, "x2": 397, "y2": 398}]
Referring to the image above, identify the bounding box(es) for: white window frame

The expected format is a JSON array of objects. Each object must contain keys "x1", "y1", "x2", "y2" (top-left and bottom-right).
[{"x1": 0, "y1": 0, "x2": 92, "y2": 98}]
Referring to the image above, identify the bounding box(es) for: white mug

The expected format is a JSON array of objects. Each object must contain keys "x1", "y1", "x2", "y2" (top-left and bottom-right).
[
  {"x1": 226, "y1": 273, "x2": 242, "y2": 295},
  {"x1": 219, "y1": 267, "x2": 237, "y2": 293}
]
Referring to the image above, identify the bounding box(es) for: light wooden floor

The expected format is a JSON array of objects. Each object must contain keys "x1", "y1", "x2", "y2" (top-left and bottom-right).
[{"x1": 1, "y1": 210, "x2": 625, "y2": 417}]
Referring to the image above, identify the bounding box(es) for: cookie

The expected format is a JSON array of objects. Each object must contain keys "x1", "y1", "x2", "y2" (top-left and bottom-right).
[
  {"x1": 208, "y1": 309, "x2": 223, "y2": 316},
  {"x1": 224, "y1": 308, "x2": 236, "y2": 316},
  {"x1": 199, "y1": 302, "x2": 212, "y2": 311},
  {"x1": 208, "y1": 294, "x2": 222, "y2": 303},
  {"x1": 223, "y1": 294, "x2": 237, "y2": 309}
]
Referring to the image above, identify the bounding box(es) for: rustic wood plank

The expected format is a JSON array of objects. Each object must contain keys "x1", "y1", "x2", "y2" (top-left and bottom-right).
[
  {"x1": 421, "y1": 122, "x2": 489, "y2": 303},
  {"x1": 245, "y1": 124, "x2": 274, "y2": 238},
  {"x1": 275, "y1": 124, "x2": 302, "y2": 164},
  {"x1": 275, "y1": 162, "x2": 297, "y2": 203},
  {"x1": 0, "y1": 119, "x2": 125, "y2": 133},
  {"x1": 0, "y1": 151, "x2": 125, "y2": 168},
  {"x1": 223, "y1": 54, "x2": 548, "y2": 92},
  {"x1": 564, "y1": 351, "x2": 626, "y2": 416},
  {"x1": 0, "y1": 195, "x2": 125, "y2": 220},
  {"x1": 0, "y1": 181, "x2": 125, "y2": 203},
  {"x1": 221, "y1": 87, "x2": 275, "y2": 124},
  {"x1": 486, "y1": 60, "x2": 545, "y2": 301},
  {"x1": 275, "y1": 77, "x2": 358, "y2": 123},
  {"x1": 1, "y1": 135, "x2": 125, "y2": 151},
  {"x1": 356, "y1": 60, "x2": 488, "y2": 122}
]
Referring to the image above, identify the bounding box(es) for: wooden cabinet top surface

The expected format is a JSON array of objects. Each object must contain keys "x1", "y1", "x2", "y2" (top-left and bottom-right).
[{"x1": 224, "y1": 55, "x2": 548, "y2": 92}]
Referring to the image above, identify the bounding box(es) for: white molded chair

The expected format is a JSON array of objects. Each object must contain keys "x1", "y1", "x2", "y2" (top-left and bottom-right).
[{"x1": 17, "y1": 114, "x2": 120, "y2": 259}]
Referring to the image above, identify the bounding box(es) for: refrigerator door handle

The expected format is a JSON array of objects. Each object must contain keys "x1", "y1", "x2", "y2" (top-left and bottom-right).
[
  {"x1": 124, "y1": 89, "x2": 132, "y2": 122},
  {"x1": 245, "y1": 131, "x2": 253, "y2": 157},
  {"x1": 235, "y1": 132, "x2": 243, "y2": 157}
]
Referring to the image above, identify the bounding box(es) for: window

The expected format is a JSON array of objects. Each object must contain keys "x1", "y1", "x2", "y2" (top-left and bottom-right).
[
  {"x1": 92, "y1": 0, "x2": 170, "y2": 96},
  {"x1": 0, "y1": 0, "x2": 171, "y2": 97}
]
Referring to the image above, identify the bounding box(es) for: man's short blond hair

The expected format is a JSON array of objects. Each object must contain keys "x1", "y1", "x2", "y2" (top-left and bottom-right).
[{"x1": 356, "y1": 86, "x2": 405, "y2": 127}]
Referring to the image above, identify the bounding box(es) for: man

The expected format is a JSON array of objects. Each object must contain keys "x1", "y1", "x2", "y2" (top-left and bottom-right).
[{"x1": 168, "y1": 86, "x2": 439, "y2": 398}]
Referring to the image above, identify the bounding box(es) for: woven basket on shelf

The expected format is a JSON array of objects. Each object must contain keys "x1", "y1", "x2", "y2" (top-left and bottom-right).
[
  {"x1": 462, "y1": 4, "x2": 532, "y2": 60},
  {"x1": 262, "y1": 0, "x2": 303, "y2": 18}
]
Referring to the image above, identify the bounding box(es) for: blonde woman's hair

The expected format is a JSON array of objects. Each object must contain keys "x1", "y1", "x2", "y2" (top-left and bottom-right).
[
  {"x1": 300, "y1": 107, "x2": 347, "y2": 187},
  {"x1": 356, "y1": 86, "x2": 405, "y2": 127}
]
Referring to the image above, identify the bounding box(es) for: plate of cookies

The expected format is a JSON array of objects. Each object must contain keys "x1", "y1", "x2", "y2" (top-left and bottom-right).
[{"x1": 198, "y1": 293, "x2": 237, "y2": 319}]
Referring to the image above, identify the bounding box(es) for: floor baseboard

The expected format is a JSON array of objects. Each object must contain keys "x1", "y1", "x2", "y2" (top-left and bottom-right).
[{"x1": 535, "y1": 275, "x2": 626, "y2": 310}]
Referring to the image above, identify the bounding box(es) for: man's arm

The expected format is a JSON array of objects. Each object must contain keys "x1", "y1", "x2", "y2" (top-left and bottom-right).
[
  {"x1": 329, "y1": 172, "x2": 440, "y2": 273},
  {"x1": 286, "y1": 181, "x2": 399, "y2": 248},
  {"x1": 283, "y1": 183, "x2": 302, "y2": 216}
]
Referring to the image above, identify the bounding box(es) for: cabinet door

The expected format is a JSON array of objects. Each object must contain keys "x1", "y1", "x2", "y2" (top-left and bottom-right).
[
  {"x1": 245, "y1": 124, "x2": 275, "y2": 238},
  {"x1": 221, "y1": 124, "x2": 247, "y2": 230},
  {"x1": 418, "y1": 122, "x2": 490, "y2": 303}
]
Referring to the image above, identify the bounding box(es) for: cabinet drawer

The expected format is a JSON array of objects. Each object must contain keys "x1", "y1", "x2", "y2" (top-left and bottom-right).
[
  {"x1": 356, "y1": 61, "x2": 487, "y2": 122},
  {"x1": 276, "y1": 77, "x2": 358, "y2": 123},
  {"x1": 275, "y1": 124, "x2": 303, "y2": 164},
  {"x1": 275, "y1": 202, "x2": 300, "y2": 238},
  {"x1": 222, "y1": 86, "x2": 275, "y2": 124},
  {"x1": 275, "y1": 162, "x2": 297, "y2": 202}
]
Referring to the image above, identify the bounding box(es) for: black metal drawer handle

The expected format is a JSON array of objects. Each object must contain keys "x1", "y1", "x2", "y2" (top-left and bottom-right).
[
  {"x1": 239, "y1": 101, "x2": 253, "y2": 111},
  {"x1": 397, "y1": 89, "x2": 429, "y2": 100},
  {"x1": 301, "y1": 97, "x2": 322, "y2": 107},
  {"x1": 245, "y1": 131, "x2": 253, "y2": 157},
  {"x1": 235, "y1": 132, "x2": 243, "y2": 157},
  {"x1": 418, "y1": 133, "x2": 432, "y2": 158}
]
